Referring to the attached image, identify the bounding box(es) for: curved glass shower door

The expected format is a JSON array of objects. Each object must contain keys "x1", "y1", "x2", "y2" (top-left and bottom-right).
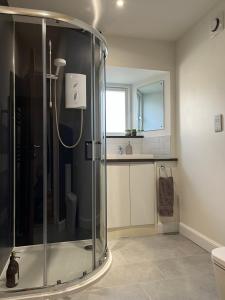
[
  {"x1": 45, "y1": 21, "x2": 94, "y2": 285},
  {"x1": 44, "y1": 21, "x2": 108, "y2": 286},
  {"x1": 13, "y1": 18, "x2": 45, "y2": 290},
  {"x1": 93, "y1": 37, "x2": 107, "y2": 267},
  {"x1": 0, "y1": 8, "x2": 108, "y2": 295}
]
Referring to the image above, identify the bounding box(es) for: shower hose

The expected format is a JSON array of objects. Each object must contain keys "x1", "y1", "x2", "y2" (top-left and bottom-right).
[{"x1": 53, "y1": 79, "x2": 84, "y2": 149}]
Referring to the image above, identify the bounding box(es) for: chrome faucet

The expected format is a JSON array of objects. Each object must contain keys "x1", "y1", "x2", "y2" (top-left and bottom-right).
[{"x1": 118, "y1": 145, "x2": 123, "y2": 155}]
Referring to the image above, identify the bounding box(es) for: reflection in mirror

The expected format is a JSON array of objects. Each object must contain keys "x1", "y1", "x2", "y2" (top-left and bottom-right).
[{"x1": 138, "y1": 80, "x2": 164, "y2": 131}]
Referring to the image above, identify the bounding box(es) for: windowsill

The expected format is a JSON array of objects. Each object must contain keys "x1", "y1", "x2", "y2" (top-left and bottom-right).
[{"x1": 106, "y1": 135, "x2": 144, "y2": 138}]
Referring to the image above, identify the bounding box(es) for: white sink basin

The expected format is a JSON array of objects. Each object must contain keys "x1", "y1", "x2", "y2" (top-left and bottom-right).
[{"x1": 107, "y1": 154, "x2": 154, "y2": 160}]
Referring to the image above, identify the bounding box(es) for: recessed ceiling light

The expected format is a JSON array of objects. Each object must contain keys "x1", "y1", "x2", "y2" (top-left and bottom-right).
[{"x1": 116, "y1": 0, "x2": 124, "y2": 8}]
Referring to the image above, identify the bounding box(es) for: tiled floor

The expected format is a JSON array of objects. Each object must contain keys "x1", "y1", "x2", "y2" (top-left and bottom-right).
[{"x1": 41, "y1": 234, "x2": 219, "y2": 300}]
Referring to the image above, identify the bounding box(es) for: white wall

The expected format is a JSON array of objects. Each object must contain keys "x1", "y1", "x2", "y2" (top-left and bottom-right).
[
  {"x1": 106, "y1": 35, "x2": 176, "y2": 155},
  {"x1": 106, "y1": 35, "x2": 175, "y2": 71},
  {"x1": 176, "y1": 0, "x2": 225, "y2": 245}
]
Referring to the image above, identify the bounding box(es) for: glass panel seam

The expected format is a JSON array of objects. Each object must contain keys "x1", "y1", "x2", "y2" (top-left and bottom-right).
[
  {"x1": 42, "y1": 18, "x2": 47, "y2": 286},
  {"x1": 91, "y1": 34, "x2": 96, "y2": 270},
  {"x1": 103, "y1": 47, "x2": 108, "y2": 252},
  {"x1": 12, "y1": 20, "x2": 16, "y2": 248}
]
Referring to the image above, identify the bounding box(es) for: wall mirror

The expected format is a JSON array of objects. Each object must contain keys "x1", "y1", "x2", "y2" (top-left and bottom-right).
[{"x1": 137, "y1": 80, "x2": 165, "y2": 131}]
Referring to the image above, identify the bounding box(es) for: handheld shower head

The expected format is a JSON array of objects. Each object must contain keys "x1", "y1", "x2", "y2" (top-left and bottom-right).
[{"x1": 54, "y1": 58, "x2": 66, "y2": 76}]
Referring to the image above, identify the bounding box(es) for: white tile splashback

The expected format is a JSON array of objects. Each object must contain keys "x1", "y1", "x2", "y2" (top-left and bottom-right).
[
  {"x1": 142, "y1": 136, "x2": 171, "y2": 155},
  {"x1": 107, "y1": 138, "x2": 143, "y2": 155},
  {"x1": 106, "y1": 136, "x2": 171, "y2": 156}
]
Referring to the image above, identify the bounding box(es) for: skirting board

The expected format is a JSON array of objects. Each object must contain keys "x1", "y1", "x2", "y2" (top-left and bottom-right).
[
  {"x1": 179, "y1": 223, "x2": 223, "y2": 252},
  {"x1": 158, "y1": 222, "x2": 179, "y2": 234}
]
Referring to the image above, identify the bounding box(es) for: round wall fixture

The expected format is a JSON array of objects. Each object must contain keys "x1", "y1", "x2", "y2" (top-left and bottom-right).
[
  {"x1": 210, "y1": 14, "x2": 224, "y2": 38},
  {"x1": 211, "y1": 17, "x2": 220, "y2": 32}
]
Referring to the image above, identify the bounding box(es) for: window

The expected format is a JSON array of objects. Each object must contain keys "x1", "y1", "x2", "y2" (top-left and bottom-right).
[{"x1": 106, "y1": 86, "x2": 129, "y2": 134}]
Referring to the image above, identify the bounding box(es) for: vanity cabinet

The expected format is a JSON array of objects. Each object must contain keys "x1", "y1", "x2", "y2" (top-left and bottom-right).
[
  {"x1": 130, "y1": 164, "x2": 155, "y2": 226},
  {"x1": 107, "y1": 163, "x2": 155, "y2": 229},
  {"x1": 107, "y1": 164, "x2": 130, "y2": 228}
]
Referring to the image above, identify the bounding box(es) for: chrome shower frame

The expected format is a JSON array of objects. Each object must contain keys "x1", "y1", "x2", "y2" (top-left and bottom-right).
[
  {"x1": 0, "y1": 5, "x2": 110, "y2": 299},
  {"x1": 0, "y1": 6, "x2": 107, "y2": 50}
]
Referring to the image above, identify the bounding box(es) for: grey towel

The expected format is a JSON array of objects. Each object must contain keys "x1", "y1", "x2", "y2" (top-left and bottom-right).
[{"x1": 158, "y1": 177, "x2": 174, "y2": 217}]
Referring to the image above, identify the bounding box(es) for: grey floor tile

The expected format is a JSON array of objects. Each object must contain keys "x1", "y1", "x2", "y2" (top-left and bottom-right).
[
  {"x1": 177, "y1": 240, "x2": 207, "y2": 256},
  {"x1": 141, "y1": 278, "x2": 193, "y2": 300},
  {"x1": 110, "y1": 249, "x2": 127, "y2": 267},
  {"x1": 141, "y1": 275, "x2": 219, "y2": 300},
  {"x1": 95, "y1": 260, "x2": 163, "y2": 288},
  {"x1": 54, "y1": 285, "x2": 150, "y2": 300},
  {"x1": 154, "y1": 258, "x2": 186, "y2": 279},
  {"x1": 155, "y1": 253, "x2": 214, "y2": 279},
  {"x1": 121, "y1": 243, "x2": 185, "y2": 264},
  {"x1": 40, "y1": 234, "x2": 219, "y2": 300},
  {"x1": 131, "y1": 234, "x2": 206, "y2": 258},
  {"x1": 179, "y1": 253, "x2": 214, "y2": 276}
]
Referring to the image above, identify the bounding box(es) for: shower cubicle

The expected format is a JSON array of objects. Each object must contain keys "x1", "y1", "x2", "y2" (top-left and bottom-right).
[{"x1": 0, "y1": 4, "x2": 110, "y2": 298}]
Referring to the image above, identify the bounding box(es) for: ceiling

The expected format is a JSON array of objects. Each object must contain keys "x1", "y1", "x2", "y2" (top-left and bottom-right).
[
  {"x1": 106, "y1": 66, "x2": 165, "y2": 84},
  {"x1": 8, "y1": 0, "x2": 219, "y2": 41},
  {"x1": 139, "y1": 81, "x2": 163, "y2": 95}
]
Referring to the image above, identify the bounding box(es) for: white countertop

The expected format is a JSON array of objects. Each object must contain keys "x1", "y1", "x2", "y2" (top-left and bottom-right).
[{"x1": 107, "y1": 154, "x2": 154, "y2": 160}]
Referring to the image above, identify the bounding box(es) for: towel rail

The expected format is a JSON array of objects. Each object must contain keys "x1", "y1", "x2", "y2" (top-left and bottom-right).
[{"x1": 159, "y1": 165, "x2": 172, "y2": 177}]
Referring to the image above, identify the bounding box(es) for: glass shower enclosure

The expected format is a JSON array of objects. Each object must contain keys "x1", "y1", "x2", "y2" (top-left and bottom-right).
[{"x1": 0, "y1": 6, "x2": 109, "y2": 296}]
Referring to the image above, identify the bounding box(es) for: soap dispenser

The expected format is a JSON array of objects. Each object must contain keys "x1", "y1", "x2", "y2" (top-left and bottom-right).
[
  {"x1": 6, "y1": 252, "x2": 20, "y2": 288},
  {"x1": 125, "y1": 141, "x2": 133, "y2": 155}
]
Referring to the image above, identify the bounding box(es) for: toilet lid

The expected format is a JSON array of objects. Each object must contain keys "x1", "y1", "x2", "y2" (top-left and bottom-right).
[{"x1": 212, "y1": 247, "x2": 225, "y2": 269}]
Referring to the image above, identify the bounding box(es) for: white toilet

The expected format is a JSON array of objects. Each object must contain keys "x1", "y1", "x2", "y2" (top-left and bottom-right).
[{"x1": 212, "y1": 247, "x2": 225, "y2": 300}]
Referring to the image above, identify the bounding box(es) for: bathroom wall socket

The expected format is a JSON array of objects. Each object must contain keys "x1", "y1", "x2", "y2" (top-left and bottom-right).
[{"x1": 214, "y1": 114, "x2": 223, "y2": 133}]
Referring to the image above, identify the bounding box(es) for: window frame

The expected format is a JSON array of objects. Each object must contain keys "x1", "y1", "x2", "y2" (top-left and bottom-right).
[
  {"x1": 106, "y1": 84, "x2": 131, "y2": 135},
  {"x1": 137, "y1": 89, "x2": 143, "y2": 131}
]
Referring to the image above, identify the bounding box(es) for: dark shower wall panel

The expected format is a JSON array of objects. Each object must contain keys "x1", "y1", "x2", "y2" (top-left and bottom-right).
[
  {"x1": 15, "y1": 23, "x2": 43, "y2": 246},
  {"x1": 46, "y1": 27, "x2": 93, "y2": 242},
  {"x1": 63, "y1": 30, "x2": 93, "y2": 239},
  {"x1": 0, "y1": 11, "x2": 14, "y2": 272}
]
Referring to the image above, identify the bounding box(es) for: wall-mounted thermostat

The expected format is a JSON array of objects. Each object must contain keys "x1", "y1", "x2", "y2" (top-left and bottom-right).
[
  {"x1": 210, "y1": 13, "x2": 224, "y2": 38},
  {"x1": 214, "y1": 114, "x2": 223, "y2": 133}
]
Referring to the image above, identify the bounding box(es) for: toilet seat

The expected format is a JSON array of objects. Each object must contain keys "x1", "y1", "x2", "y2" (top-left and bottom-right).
[{"x1": 212, "y1": 247, "x2": 225, "y2": 270}]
